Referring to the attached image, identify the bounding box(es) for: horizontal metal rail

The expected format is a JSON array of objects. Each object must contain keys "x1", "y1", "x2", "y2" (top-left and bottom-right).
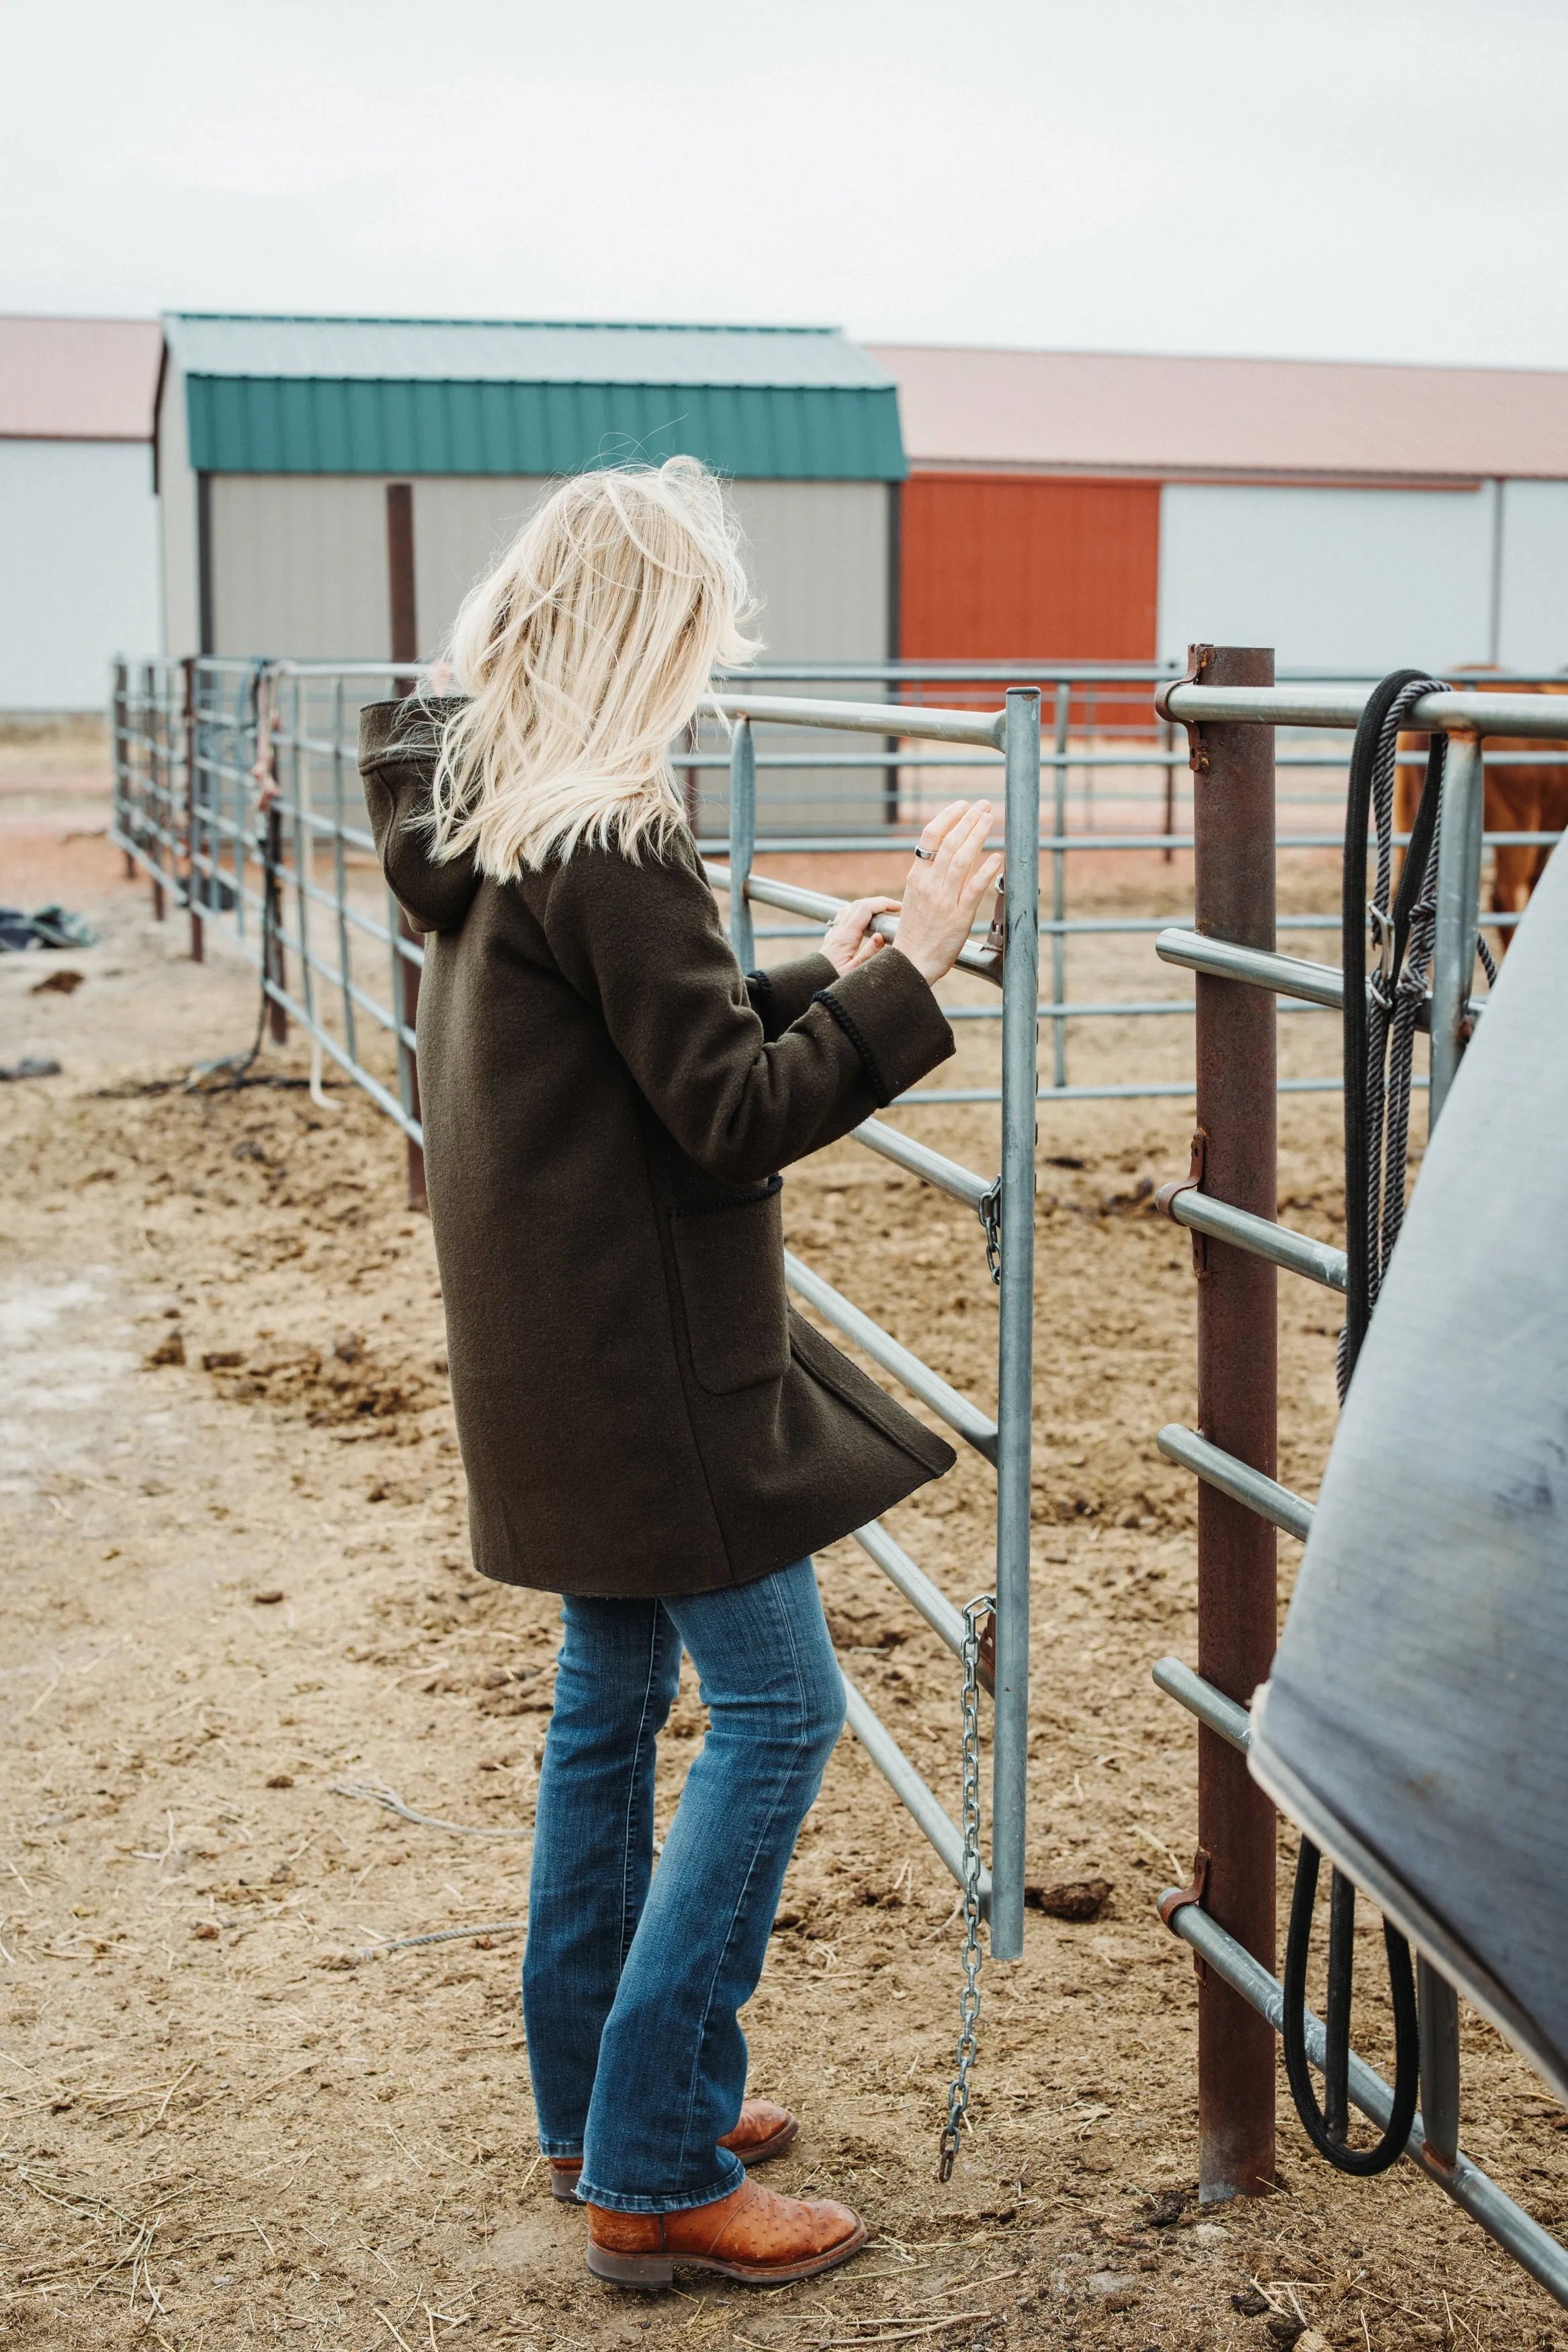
[
  {"x1": 1160, "y1": 1901, "x2": 1568, "y2": 2310},
  {"x1": 945, "y1": 999, "x2": 1203, "y2": 1021},
  {"x1": 1151, "y1": 1656, "x2": 1252, "y2": 1752},
  {"x1": 841, "y1": 1673, "x2": 989, "y2": 1913},
  {"x1": 711, "y1": 691, "x2": 1004, "y2": 751},
  {"x1": 1162, "y1": 1191, "x2": 1348, "y2": 1292},
  {"x1": 717, "y1": 659, "x2": 1567, "y2": 687},
  {"x1": 784, "y1": 1251, "x2": 998, "y2": 1464},
  {"x1": 1165, "y1": 681, "x2": 1568, "y2": 741},
  {"x1": 1156, "y1": 1424, "x2": 1315, "y2": 1542},
  {"x1": 1157, "y1": 927, "x2": 1348, "y2": 1009},
  {"x1": 851, "y1": 1519, "x2": 968, "y2": 1660},
  {"x1": 1157, "y1": 927, "x2": 1487, "y2": 1034},
  {"x1": 852, "y1": 1118, "x2": 992, "y2": 1213},
  {"x1": 705, "y1": 859, "x2": 1000, "y2": 985}
]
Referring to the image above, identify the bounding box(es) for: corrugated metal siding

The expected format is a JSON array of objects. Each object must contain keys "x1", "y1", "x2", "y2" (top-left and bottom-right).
[
  {"x1": 413, "y1": 478, "x2": 550, "y2": 654},
  {"x1": 1497, "y1": 482, "x2": 1568, "y2": 671},
  {"x1": 724, "y1": 481, "x2": 892, "y2": 831},
  {"x1": 730, "y1": 481, "x2": 891, "y2": 663},
  {"x1": 1157, "y1": 482, "x2": 1496, "y2": 672},
  {"x1": 165, "y1": 317, "x2": 896, "y2": 391},
  {"x1": 0, "y1": 439, "x2": 160, "y2": 708},
  {"x1": 208, "y1": 476, "x2": 390, "y2": 660},
  {"x1": 411, "y1": 478, "x2": 894, "y2": 662},
  {"x1": 185, "y1": 377, "x2": 905, "y2": 481},
  {"x1": 900, "y1": 474, "x2": 1158, "y2": 659},
  {"x1": 200, "y1": 472, "x2": 894, "y2": 691}
]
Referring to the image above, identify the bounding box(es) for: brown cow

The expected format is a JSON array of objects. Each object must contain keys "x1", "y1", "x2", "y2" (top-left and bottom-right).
[{"x1": 1395, "y1": 675, "x2": 1568, "y2": 945}]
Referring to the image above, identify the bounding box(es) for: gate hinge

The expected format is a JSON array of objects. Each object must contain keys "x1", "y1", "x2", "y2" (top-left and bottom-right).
[
  {"x1": 1158, "y1": 1845, "x2": 1211, "y2": 1982},
  {"x1": 1154, "y1": 642, "x2": 1217, "y2": 775},
  {"x1": 1155, "y1": 1128, "x2": 1209, "y2": 1276}
]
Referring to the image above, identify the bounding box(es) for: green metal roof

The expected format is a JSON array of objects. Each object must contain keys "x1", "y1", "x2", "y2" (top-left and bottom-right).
[{"x1": 165, "y1": 315, "x2": 906, "y2": 482}]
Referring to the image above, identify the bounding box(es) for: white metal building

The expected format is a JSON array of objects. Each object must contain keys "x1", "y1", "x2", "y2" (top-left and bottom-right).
[
  {"x1": 876, "y1": 345, "x2": 1568, "y2": 673},
  {"x1": 0, "y1": 317, "x2": 163, "y2": 712}
]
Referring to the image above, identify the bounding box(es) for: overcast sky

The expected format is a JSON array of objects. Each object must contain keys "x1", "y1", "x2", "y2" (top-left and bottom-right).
[{"x1": 7, "y1": 0, "x2": 1568, "y2": 370}]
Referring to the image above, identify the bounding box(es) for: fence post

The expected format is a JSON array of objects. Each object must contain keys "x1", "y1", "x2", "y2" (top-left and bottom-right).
[
  {"x1": 144, "y1": 661, "x2": 166, "y2": 921},
  {"x1": 1192, "y1": 642, "x2": 1278, "y2": 2203},
  {"x1": 112, "y1": 661, "x2": 134, "y2": 881},
  {"x1": 990, "y1": 685, "x2": 1040, "y2": 1961},
  {"x1": 265, "y1": 790, "x2": 288, "y2": 1050},
  {"x1": 1050, "y1": 679, "x2": 1070, "y2": 1089},
  {"x1": 728, "y1": 717, "x2": 756, "y2": 971},
  {"x1": 184, "y1": 657, "x2": 204, "y2": 962}
]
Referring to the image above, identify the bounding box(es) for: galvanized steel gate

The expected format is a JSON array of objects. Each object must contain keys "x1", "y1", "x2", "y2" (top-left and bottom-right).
[
  {"x1": 1147, "y1": 647, "x2": 1568, "y2": 2306},
  {"x1": 708, "y1": 685, "x2": 1041, "y2": 1959}
]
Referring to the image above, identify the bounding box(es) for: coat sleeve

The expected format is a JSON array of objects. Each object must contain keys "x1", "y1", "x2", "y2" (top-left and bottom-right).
[
  {"x1": 540, "y1": 840, "x2": 954, "y2": 1185},
  {"x1": 746, "y1": 952, "x2": 840, "y2": 1041}
]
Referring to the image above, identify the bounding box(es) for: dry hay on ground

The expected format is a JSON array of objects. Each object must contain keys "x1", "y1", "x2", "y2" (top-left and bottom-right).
[{"x1": 1, "y1": 877, "x2": 1566, "y2": 2352}]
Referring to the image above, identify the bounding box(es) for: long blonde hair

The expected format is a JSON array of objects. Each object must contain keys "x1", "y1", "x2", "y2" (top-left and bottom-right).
[{"x1": 428, "y1": 458, "x2": 758, "y2": 876}]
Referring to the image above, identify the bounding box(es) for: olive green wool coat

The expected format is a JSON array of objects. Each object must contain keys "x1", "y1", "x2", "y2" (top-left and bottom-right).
[{"x1": 359, "y1": 698, "x2": 958, "y2": 1599}]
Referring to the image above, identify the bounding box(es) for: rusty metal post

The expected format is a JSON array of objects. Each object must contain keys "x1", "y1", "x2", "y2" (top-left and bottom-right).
[
  {"x1": 1192, "y1": 643, "x2": 1278, "y2": 2202},
  {"x1": 386, "y1": 479, "x2": 427, "y2": 1211},
  {"x1": 386, "y1": 483, "x2": 417, "y2": 694},
  {"x1": 183, "y1": 657, "x2": 204, "y2": 962},
  {"x1": 265, "y1": 802, "x2": 288, "y2": 1044}
]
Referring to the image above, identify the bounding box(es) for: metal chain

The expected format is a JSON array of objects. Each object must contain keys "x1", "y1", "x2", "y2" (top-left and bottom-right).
[
  {"x1": 938, "y1": 1592, "x2": 996, "y2": 2182},
  {"x1": 978, "y1": 1182, "x2": 1002, "y2": 1288}
]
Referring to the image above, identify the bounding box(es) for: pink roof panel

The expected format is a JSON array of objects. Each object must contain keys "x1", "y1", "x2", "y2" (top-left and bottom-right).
[
  {"x1": 0, "y1": 316, "x2": 163, "y2": 441},
  {"x1": 871, "y1": 345, "x2": 1568, "y2": 482}
]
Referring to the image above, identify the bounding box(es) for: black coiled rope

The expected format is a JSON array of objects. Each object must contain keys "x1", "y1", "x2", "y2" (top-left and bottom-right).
[{"x1": 1280, "y1": 668, "x2": 1453, "y2": 2175}]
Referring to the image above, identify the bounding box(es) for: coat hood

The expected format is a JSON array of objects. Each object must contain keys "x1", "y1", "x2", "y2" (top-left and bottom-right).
[{"x1": 358, "y1": 696, "x2": 481, "y2": 935}]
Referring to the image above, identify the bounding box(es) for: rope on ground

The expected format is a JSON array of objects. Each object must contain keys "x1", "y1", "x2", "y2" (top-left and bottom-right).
[
  {"x1": 347, "y1": 1920, "x2": 527, "y2": 1964},
  {"x1": 329, "y1": 1779, "x2": 533, "y2": 1841}
]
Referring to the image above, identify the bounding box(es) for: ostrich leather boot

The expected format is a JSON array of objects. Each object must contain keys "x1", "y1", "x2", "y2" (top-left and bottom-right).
[
  {"x1": 585, "y1": 2176, "x2": 867, "y2": 2288},
  {"x1": 549, "y1": 2098, "x2": 798, "y2": 2203}
]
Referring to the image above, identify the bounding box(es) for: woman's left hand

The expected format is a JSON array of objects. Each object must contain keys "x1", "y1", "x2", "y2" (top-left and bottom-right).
[{"x1": 820, "y1": 896, "x2": 900, "y2": 976}]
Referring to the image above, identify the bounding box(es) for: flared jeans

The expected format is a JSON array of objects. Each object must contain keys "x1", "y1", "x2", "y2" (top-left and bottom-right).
[{"x1": 522, "y1": 1557, "x2": 844, "y2": 2214}]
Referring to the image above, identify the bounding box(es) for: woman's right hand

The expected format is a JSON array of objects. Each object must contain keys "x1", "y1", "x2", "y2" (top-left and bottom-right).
[{"x1": 889, "y1": 800, "x2": 1004, "y2": 987}]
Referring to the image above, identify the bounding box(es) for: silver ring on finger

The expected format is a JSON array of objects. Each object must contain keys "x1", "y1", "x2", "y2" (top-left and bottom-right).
[{"x1": 914, "y1": 845, "x2": 934, "y2": 861}]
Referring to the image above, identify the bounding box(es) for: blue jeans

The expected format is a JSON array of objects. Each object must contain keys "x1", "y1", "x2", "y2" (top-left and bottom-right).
[{"x1": 522, "y1": 1557, "x2": 844, "y2": 2215}]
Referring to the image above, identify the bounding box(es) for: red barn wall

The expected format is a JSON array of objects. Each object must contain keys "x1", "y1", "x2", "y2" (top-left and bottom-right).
[{"x1": 900, "y1": 474, "x2": 1160, "y2": 661}]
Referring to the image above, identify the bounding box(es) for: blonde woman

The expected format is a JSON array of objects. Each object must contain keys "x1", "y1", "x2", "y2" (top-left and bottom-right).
[{"x1": 361, "y1": 460, "x2": 1001, "y2": 2292}]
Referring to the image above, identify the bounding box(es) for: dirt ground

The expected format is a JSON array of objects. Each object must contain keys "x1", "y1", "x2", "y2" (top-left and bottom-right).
[{"x1": 3, "y1": 745, "x2": 1567, "y2": 2351}]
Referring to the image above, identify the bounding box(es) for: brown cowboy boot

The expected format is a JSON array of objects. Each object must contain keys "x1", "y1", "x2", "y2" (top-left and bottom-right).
[
  {"x1": 586, "y1": 2175, "x2": 865, "y2": 2287},
  {"x1": 549, "y1": 2097, "x2": 798, "y2": 2203}
]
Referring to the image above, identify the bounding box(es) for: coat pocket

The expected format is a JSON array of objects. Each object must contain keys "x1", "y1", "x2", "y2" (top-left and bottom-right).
[{"x1": 670, "y1": 1177, "x2": 790, "y2": 1395}]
